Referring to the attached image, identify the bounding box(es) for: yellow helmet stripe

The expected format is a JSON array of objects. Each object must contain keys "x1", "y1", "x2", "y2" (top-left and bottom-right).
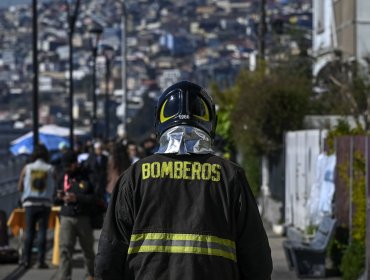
[
  {"x1": 194, "y1": 99, "x2": 210, "y2": 121},
  {"x1": 160, "y1": 99, "x2": 176, "y2": 123}
]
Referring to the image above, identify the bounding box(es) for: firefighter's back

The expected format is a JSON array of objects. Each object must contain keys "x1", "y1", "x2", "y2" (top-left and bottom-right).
[{"x1": 126, "y1": 153, "x2": 242, "y2": 280}]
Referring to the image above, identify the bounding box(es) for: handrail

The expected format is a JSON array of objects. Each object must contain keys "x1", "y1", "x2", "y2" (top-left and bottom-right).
[{"x1": 0, "y1": 177, "x2": 19, "y2": 196}]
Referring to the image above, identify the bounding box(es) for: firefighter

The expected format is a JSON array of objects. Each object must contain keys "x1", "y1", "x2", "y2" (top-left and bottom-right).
[{"x1": 95, "y1": 81, "x2": 272, "y2": 279}]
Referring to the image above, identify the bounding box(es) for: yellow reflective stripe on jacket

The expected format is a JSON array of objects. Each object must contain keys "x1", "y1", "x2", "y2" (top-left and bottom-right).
[
  {"x1": 130, "y1": 233, "x2": 236, "y2": 249},
  {"x1": 128, "y1": 233, "x2": 237, "y2": 262}
]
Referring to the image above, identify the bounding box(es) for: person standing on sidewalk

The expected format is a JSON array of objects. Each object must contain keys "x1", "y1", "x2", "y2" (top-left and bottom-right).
[
  {"x1": 18, "y1": 144, "x2": 55, "y2": 269},
  {"x1": 85, "y1": 141, "x2": 108, "y2": 196},
  {"x1": 95, "y1": 81, "x2": 273, "y2": 279},
  {"x1": 106, "y1": 142, "x2": 131, "y2": 204},
  {"x1": 56, "y1": 151, "x2": 96, "y2": 280}
]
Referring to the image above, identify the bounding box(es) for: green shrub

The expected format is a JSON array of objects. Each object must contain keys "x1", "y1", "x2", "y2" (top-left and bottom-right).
[
  {"x1": 327, "y1": 226, "x2": 349, "y2": 272},
  {"x1": 336, "y1": 136, "x2": 366, "y2": 278},
  {"x1": 340, "y1": 241, "x2": 365, "y2": 280}
]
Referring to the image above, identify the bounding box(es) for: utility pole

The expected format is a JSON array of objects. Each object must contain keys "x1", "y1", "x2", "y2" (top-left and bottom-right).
[
  {"x1": 89, "y1": 24, "x2": 103, "y2": 139},
  {"x1": 103, "y1": 45, "x2": 115, "y2": 140},
  {"x1": 121, "y1": 1, "x2": 127, "y2": 137},
  {"x1": 32, "y1": 0, "x2": 39, "y2": 148},
  {"x1": 67, "y1": 0, "x2": 81, "y2": 150},
  {"x1": 105, "y1": 59, "x2": 111, "y2": 140},
  {"x1": 259, "y1": 0, "x2": 267, "y2": 62},
  {"x1": 92, "y1": 45, "x2": 98, "y2": 138},
  {"x1": 259, "y1": 0, "x2": 269, "y2": 219}
]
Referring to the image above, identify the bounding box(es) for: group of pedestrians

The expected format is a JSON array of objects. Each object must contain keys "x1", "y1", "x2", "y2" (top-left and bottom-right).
[{"x1": 16, "y1": 137, "x2": 155, "y2": 280}]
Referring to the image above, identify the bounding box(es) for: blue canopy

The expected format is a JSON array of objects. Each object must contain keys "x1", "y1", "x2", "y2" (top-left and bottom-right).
[{"x1": 10, "y1": 133, "x2": 69, "y2": 155}]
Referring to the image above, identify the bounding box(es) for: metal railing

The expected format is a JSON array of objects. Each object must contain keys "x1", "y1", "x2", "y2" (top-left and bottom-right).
[{"x1": 0, "y1": 158, "x2": 24, "y2": 217}]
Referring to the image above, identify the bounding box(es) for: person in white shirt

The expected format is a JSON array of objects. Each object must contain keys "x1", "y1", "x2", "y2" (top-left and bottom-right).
[{"x1": 18, "y1": 144, "x2": 56, "y2": 269}]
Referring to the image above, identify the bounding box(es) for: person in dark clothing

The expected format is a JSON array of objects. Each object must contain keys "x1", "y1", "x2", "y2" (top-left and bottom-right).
[
  {"x1": 85, "y1": 141, "x2": 108, "y2": 198},
  {"x1": 55, "y1": 151, "x2": 95, "y2": 280},
  {"x1": 126, "y1": 141, "x2": 140, "y2": 163},
  {"x1": 95, "y1": 81, "x2": 272, "y2": 280},
  {"x1": 141, "y1": 134, "x2": 158, "y2": 156},
  {"x1": 106, "y1": 142, "x2": 131, "y2": 197}
]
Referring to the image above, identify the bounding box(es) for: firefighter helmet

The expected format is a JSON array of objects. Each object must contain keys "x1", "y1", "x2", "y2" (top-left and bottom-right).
[{"x1": 155, "y1": 81, "x2": 217, "y2": 138}]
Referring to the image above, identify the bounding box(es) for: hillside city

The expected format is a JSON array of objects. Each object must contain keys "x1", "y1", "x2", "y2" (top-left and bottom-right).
[
  {"x1": 0, "y1": 0, "x2": 311, "y2": 157},
  {"x1": 1, "y1": 0, "x2": 370, "y2": 279}
]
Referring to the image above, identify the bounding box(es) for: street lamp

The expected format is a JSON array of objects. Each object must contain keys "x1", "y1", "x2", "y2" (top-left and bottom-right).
[
  {"x1": 102, "y1": 45, "x2": 115, "y2": 140},
  {"x1": 66, "y1": 0, "x2": 81, "y2": 150},
  {"x1": 259, "y1": 0, "x2": 267, "y2": 63},
  {"x1": 32, "y1": 0, "x2": 39, "y2": 148},
  {"x1": 121, "y1": 1, "x2": 128, "y2": 137},
  {"x1": 89, "y1": 24, "x2": 103, "y2": 139}
]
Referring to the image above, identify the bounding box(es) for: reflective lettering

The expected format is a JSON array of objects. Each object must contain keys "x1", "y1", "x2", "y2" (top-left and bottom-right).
[
  {"x1": 142, "y1": 163, "x2": 150, "y2": 179},
  {"x1": 174, "y1": 161, "x2": 183, "y2": 179},
  {"x1": 211, "y1": 164, "x2": 221, "y2": 182},
  {"x1": 161, "y1": 161, "x2": 173, "y2": 178},
  {"x1": 151, "y1": 162, "x2": 160, "y2": 178},
  {"x1": 183, "y1": 161, "x2": 191, "y2": 180},
  {"x1": 201, "y1": 163, "x2": 212, "y2": 180},
  {"x1": 141, "y1": 161, "x2": 222, "y2": 182},
  {"x1": 192, "y1": 162, "x2": 202, "y2": 180}
]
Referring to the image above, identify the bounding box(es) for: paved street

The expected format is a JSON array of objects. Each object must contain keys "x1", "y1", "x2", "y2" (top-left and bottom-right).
[{"x1": 0, "y1": 228, "x2": 342, "y2": 280}]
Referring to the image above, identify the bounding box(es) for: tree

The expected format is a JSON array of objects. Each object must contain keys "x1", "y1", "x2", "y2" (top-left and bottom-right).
[
  {"x1": 211, "y1": 62, "x2": 312, "y2": 194},
  {"x1": 231, "y1": 65, "x2": 311, "y2": 156},
  {"x1": 314, "y1": 58, "x2": 370, "y2": 129}
]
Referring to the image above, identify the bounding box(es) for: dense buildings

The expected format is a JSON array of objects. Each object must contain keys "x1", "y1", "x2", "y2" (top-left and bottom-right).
[{"x1": 0, "y1": 0, "x2": 312, "y2": 145}]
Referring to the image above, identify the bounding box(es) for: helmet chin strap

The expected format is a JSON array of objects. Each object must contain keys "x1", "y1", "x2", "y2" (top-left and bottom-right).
[{"x1": 156, "y1": 125, "x2": 214, "y2": 155}]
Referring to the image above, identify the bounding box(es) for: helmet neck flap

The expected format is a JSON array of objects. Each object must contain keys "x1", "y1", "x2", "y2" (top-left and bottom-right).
[{"x1": 156, "y1": 125, "x2": 214, "y2": 155}]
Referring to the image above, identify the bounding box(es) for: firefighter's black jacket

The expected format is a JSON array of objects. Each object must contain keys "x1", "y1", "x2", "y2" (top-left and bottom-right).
[{"x1": 95, "y1": 153, "x2": 272, "y2": 279}]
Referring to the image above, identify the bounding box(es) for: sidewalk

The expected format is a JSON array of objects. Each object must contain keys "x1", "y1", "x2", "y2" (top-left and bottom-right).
[
  {"x1": 268, "y1": 229, "x2": 342, "y2": 280},
  {"x1": 269, "y1": 229, "x2": 297, "y2": 279},
  {"x1": 0, "y1": 231, "x2": 100, "y2": 280},
  {"x1": 1, "y1": 229, "x2": 342, "y2": 280}
]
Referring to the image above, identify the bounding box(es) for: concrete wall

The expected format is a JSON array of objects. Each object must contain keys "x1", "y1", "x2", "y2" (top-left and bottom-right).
[
  {"x1": 332, "y1": 0, "x2": 370, "y2": 61},
  {"x1": 333, "y1": 0, "x2": 355, "y2": 60},
  {"x1": 357, "y1": 0, "x2": 370, "y2": 60}
]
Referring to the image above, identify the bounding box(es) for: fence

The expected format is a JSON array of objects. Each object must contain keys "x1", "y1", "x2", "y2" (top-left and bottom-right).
[
  {"x1": 0, "y1": 157, "x2": 24, "y2": 217},
  {"x1": 284, "y1": 130, "x2": 327, "y2": 231},
  {"x1": 282, "y1": 132, "x2": 369, "y2": 277}
]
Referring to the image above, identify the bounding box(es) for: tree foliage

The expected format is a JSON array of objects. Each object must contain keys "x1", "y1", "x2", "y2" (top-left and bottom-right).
[
  {"x1": 211, "y1": 82, "x2": 235, "y2": 148},
  {"x1": 230, "y1": 66, "x2": 311, "y2": 156},
  {"x1": 211, "y1": 62, "x2": 312, "y2": 194},
  {"x1": 314, "y1": 59, "x2": 370, "y2": 128}
]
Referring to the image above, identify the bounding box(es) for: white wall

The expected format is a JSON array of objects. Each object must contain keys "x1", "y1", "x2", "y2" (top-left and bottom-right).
[{"x1": 285, "y1": 130, "x2": 327, "y2": 231}]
